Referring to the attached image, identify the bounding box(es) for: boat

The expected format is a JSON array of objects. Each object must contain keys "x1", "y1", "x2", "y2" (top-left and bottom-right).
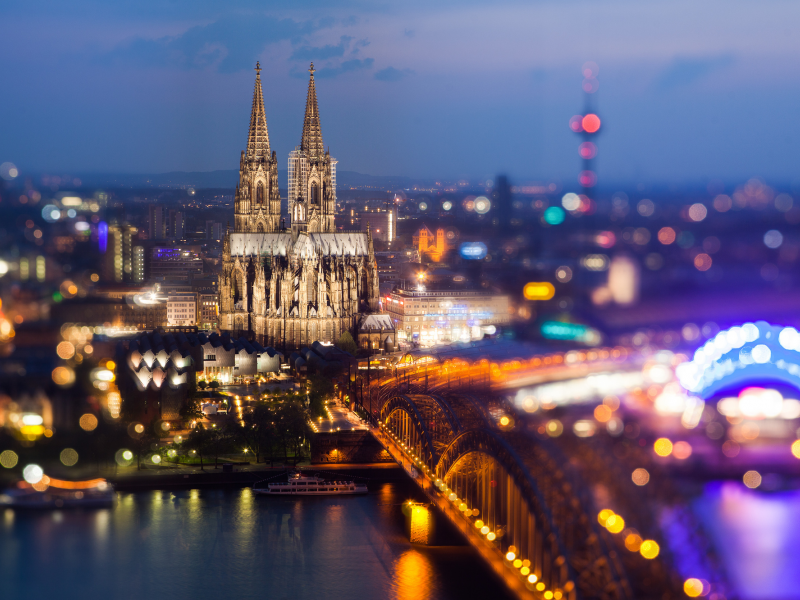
[
  {"x1": 253, "y1": 471, "x2": 368, "y2": 495},
  {"x1": 0, "y1": 478, "x2": 115, "y2": 509}
]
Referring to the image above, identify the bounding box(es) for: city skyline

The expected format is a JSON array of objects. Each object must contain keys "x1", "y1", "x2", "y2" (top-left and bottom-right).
[{"x1": 2, "y1": 1, "x2": 800, "y2": 185}]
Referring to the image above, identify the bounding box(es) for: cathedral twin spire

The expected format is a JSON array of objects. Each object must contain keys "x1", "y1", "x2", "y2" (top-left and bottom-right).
[
  {"x1": 301, "y1": 63, "x2": 325, "y2": 159},
  {"x1": 246, "y1": 62, "x2": 271, "y2": 160},
  {"x1": 236, "y1": 61, "x2": 335, "y2": 234}
]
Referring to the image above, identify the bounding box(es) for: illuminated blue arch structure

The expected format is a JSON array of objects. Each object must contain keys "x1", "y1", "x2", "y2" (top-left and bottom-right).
[{"x1": 676, "y1": 321, "x2": 800, "y2": 399}]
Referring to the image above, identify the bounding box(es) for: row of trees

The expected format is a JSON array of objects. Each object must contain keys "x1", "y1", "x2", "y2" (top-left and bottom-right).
[{"x1": 179, "y1": 399, "x2": 312, "y2": 469}]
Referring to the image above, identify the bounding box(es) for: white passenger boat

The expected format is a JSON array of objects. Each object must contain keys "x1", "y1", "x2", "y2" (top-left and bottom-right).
[
  {"x1": 0, "y1": 478, "x2": 115, "y2": 509},
  {"x1": 253, "y1": 471, "x2": 367, "y2": 495}
]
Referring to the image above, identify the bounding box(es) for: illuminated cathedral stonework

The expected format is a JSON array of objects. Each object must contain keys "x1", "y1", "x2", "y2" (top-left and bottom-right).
[{"x1": 219, "y1": 63, "x2": 380, "y2": 349}]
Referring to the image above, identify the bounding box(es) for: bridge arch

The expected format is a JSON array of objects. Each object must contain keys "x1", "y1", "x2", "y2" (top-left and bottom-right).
[
  {"x1": 380, "y1": 394, "x2": 459, "y2": 469},
  {"x1": 436, "y1": 428, "x2": 629, "y2": 600}
]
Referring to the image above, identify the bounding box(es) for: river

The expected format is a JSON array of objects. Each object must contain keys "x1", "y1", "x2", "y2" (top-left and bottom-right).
[{"x1": 0, "y1": 481, "x2": 514, "y2": 600}]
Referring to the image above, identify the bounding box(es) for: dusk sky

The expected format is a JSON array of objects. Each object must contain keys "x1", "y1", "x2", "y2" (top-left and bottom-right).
[{"x1": 2, "y1": 0, "x2": 799, "y2": 185}]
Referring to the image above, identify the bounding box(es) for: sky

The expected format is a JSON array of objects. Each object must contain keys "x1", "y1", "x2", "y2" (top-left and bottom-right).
[{"x1": 1, "y1": 0, "x2": 800, "y2": 186}]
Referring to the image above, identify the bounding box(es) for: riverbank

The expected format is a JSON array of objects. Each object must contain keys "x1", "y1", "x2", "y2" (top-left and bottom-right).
[{"x1": 109, "y1": 461, "x2": 405, "y2": 490}]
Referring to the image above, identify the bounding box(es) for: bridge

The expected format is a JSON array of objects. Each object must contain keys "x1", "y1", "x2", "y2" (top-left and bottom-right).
[
  {"x1": 369, "y1": 386, "x2": 699, "y2": 600},
  {"x1": 348, "y1": 335, "x2": 777, "y2": 600}
]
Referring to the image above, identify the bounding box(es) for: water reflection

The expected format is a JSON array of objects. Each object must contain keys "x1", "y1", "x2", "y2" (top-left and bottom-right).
[
  {"x1": 698, "y1": 482, "x2": 800, "y2": 600},
  {"x1": 392, "y1": 549, "x2": 435, "y2": 600},
  {"x1": 0, "y1": 483, "x2": 512, "y2": 600}
]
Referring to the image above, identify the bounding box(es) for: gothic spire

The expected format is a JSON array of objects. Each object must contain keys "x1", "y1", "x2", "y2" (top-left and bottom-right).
[
  {"x1": 246, "y1": 61, "x2": 270, "y2": 160},
  {"x1": 300, "y1": 63, "x2": 324, "y2": 158}
]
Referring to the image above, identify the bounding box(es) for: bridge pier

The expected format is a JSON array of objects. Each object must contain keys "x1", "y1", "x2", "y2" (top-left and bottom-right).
[{"x1": 372, "y1": 424, "x2": 572, "y2": 600}]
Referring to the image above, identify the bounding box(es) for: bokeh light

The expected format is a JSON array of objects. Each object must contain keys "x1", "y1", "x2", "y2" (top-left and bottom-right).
[
  {"x1": 79, "y1": 413, "x2": 99, "y2": 431},
  {"x1": 543, "y1": 207, "x2": 565, "y2": 225},
  {"x1": 684, "y1": 578, "x2": 704, "y2": 597},
  {"x1": 791, "y1": 439, "x2": 800, "y2": 459},
  {"x1": 581, "y1": 114, "x2": 601, "y2": 133},
  {"x1": 23, "y1": 464, "x2": 44, "y2": 484},
  {"x1": 639, "y1": 540, "x2": 660, "y2": 559},
  {"x1": 688, "y1": 203, "x2": 708, "y2": 221},
  {"x1": 60, "y1": 448, "x2": 79, "y2": 466},
  {"x1": 0, "y1": 450, "x2": 19, "y2": 468},
  {"x1": 654, "y1": 438, "x2": 673, "y2": 457},
  {"x1": 631, "y1": 468, "x2": 650, "y2": 486},
  {"x1": 743, "y1": 470, "x2": 762, "y2": 489},
  {"x1": 52, "y1": 366, "x2": 76, "y2": 386},
  {"x1": 658, "y1": 227, "x2": 676, "y2": 245},
  {"x1": 673, "y1": 441, "x2": 693, "y2": 460}
]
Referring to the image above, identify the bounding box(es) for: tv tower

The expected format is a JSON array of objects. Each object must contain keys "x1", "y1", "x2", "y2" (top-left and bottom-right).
[{"x1": 568, "y1": 62, "x2": 601, "y2": 204}]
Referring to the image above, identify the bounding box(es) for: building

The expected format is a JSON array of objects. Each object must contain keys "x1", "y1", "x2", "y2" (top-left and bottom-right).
[
  {"x1": 198, "y1": 294, "x2": 219, "y2": 330},
  {"x1": 357, "y1": 314, "x2": 395, "y2": 353},
  {"x1": 52, "y1": 296, "x2": 167, "y2": 331},
  {"x1": 385, "y1": 288, "x2": 510, "y2": 346},
  {"x1": 167, "y1": 292, "x2": 197, "y2": 326},
  {"x1": 148, "y1": 205, "x2": 168, "y2": 240},
  {"x1": 357, "y1": 207, "x2": 397, "y2": 243},
  {"x1": 114, "y1": 330, "x2": 282, "y2": 422},
  {"x1": 206, "y1": 220, "x2": 222, "y2": 241},
  {"x1": 413, "y1": 225, "x2": 453, "y2": 263},
  {"x1": 219, "y1": 62, "x2": 380, "y2": 350},
  {"x1": 148, "y1": 246, "x2": 204, "y2": 282},
  {"x1": 103, "y1": 224, "x2": 138, "y2": 283}
]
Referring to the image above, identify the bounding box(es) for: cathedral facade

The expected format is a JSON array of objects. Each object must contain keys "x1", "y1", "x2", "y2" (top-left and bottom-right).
[{"x1": 219, "y1": 63, "x2": 380, "y2": 350}]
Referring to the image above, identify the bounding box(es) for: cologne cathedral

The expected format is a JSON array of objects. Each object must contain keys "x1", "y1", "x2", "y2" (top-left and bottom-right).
[{"x1": 219, "y1": 63, "x2": 380, "y2": 349}]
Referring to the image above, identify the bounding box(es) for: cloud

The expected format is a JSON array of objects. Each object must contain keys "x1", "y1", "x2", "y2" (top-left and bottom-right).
[
  {"x1": 291, "y1": 36, "x2": 354, "y2": 60},
  {"x1": 404, "y1": 29, "x2": 416, "y2": 38},
  {"x1": 375, "y1": 66, "x2": 413, "y2": 82},
  {"x1": 315, "y1": 58, "x2": 374, "y2": 78},
  {"x1": 101, "y1": 14, "x2": 331, "y2": 73},
  {"x1": 655, "y1": 55, "x2": 735, "y2": 91}
]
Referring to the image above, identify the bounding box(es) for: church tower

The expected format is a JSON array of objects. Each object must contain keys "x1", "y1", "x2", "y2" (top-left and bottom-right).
[
  {"x1": 234, "y1": 62, "x2": 281, "y2": 233},
  {"x1": 288, "y1": 63, "x2": 337, "y2": 235}
]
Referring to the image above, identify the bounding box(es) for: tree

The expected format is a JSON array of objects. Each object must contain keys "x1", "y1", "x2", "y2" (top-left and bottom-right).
[
  {"x1": 206, "y1": 425, "x2": 232, "y2": 469},
  {"x1": 275, "y1": 401, "x2": 311, "y2": 465},
  {"x1": 209, "y1": 380, "x2": 220, "y2": 390},
  {"x1": 184, "y1": 424, "x2": 214, "y2": 470},
  {"x1": 337, "y1": 331, "x2": 357, "y2": 356},
  {"x1": 197, "y1": 380, "x2": 208, "y2": 390},
  {"x1": 307, "y1": 374, "x2": 334, "y2": 419},
  {"x1": 233, "y1": 403, "x2": 276, "y2": 464},
  {"x1": 180, "y1": 392, "x2": 205, "y2": 423}
]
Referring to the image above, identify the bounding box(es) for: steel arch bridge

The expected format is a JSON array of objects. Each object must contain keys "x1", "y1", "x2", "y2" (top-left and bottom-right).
[{"x1": 376, "y1": 390, "x2": 657, "y2": 600}]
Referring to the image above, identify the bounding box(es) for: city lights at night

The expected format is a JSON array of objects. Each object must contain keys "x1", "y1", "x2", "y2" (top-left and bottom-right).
[{"x1": 2, "y1": 1, "x2": 800, "y2": 599}]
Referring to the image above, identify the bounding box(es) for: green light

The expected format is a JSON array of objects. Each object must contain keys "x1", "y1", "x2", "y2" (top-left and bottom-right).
[
  {"x1": 52, "y1": 292, "x2": 63, "y2": 302},
  {"x1": 541, "y1": 321, "x2": 600, "y2": 344},
  {"x1": 544, "y1": 207, "x2": 565, "y2": 225}
]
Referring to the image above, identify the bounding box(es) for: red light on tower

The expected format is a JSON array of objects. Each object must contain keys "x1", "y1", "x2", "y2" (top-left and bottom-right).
[
  {"x1": 569, "y1": 115, "x2": 584, "y2": 132},
  {"x1": 579, "y1": 142, "x2": 597, "y2": 159},
  {"x1": 581, "y1": 114, "x2": 601, "y2": 134}
]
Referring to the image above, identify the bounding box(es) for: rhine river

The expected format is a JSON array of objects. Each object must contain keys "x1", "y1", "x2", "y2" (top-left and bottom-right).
[
  {"x1": 2, "y1": 480, "x2": 799, "y2": 599},
  {"x1": 0, "y1": 481, "x2": 514, "y2": 600}
]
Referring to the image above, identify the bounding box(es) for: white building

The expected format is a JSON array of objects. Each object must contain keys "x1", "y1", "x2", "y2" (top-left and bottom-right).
[
  {"x1": 386, "y1": 288, "x2": 510, "y2": 347},
  {"x1": 167, "y1": 293, "x2": 197, "y2": 326}
]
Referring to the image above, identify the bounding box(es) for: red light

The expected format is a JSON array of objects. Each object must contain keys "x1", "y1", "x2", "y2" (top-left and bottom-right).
[
  {"x1": 579, "y1": 170, "x2": 597, "y2": 187},
  {"x1": 582, "y1": 114, "x2": 601, "y2": 133},
  {"x1": 569, "y1": 115, "x2": 584, "y2": 132},
  {"x1": 579, "y1": 142, "x2": 597, "y2": 159}
]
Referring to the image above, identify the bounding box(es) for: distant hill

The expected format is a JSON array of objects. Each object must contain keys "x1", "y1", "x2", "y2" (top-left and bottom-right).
[{"x1": 75, "y1": 170, "x2": 421, "y2": 191}]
